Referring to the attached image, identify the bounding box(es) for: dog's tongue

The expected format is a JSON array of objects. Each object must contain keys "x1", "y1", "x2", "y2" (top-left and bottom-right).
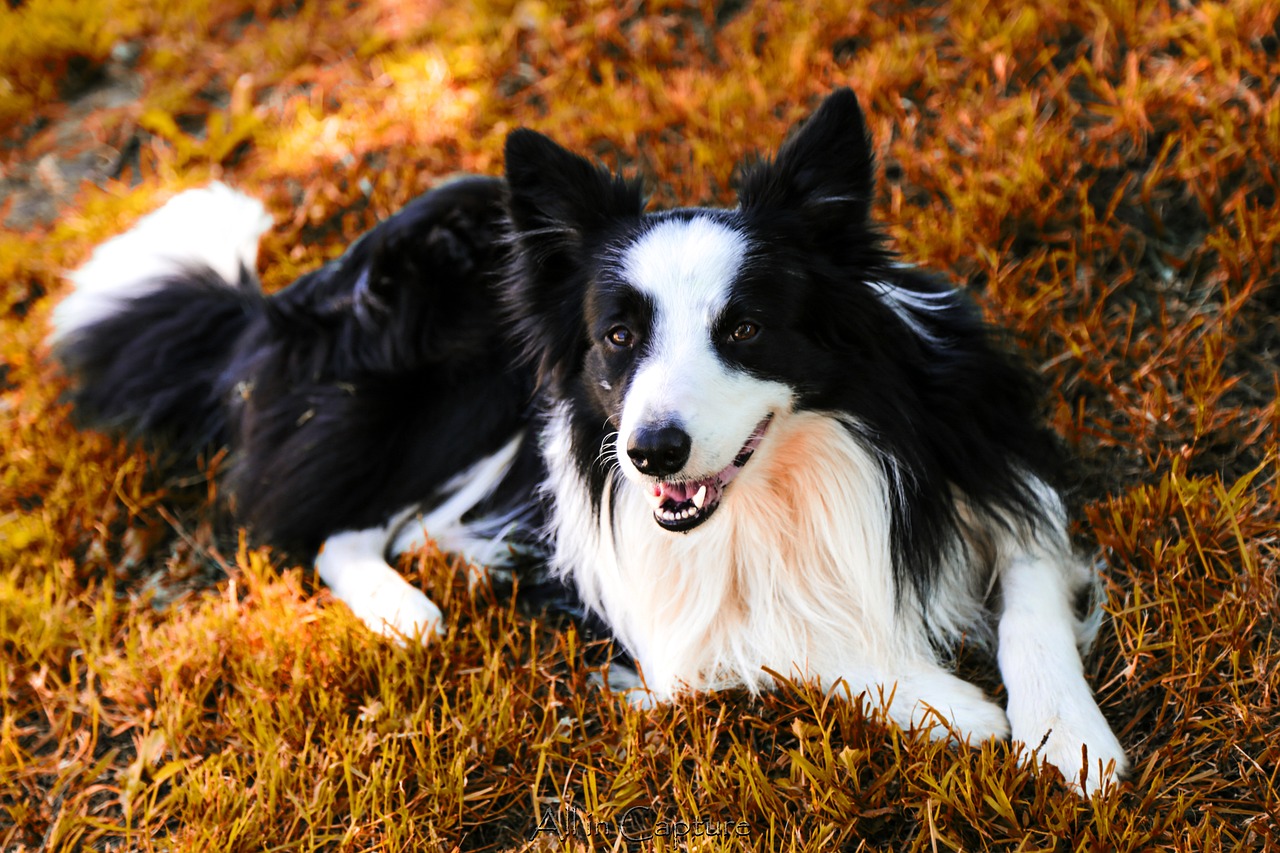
[
  {"x1": 655, "y1": 481, "x2": 691, "y2": 503},
  {"x1": 653, "y1": 478, "x2": 718, "y2": 508}
]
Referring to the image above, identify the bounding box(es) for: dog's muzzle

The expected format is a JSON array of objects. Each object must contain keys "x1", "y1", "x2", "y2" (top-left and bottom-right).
[{"x1": 638, "y1": 415, "x2": 772, "y2": 533}]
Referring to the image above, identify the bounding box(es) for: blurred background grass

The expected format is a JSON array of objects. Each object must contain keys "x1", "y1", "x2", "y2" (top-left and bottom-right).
[{"x1": 1, "y1": 0, "x2": 1277, "y2": 849}]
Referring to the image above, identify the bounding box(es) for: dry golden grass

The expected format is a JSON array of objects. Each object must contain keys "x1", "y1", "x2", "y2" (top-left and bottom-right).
[{"x1": 1, "y1": 0, "x2": 1278, "y2": 849}]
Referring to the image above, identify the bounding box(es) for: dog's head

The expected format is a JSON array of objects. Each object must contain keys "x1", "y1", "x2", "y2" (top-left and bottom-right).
[{"x1": 503, "y1": 89, "x2": 898, "y2": 532}]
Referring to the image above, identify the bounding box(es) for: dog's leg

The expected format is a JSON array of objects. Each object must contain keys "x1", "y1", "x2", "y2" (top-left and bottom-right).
[
  {"x1": 315, "y1": 521, "x2": 446, "y2": 642},
  {"x1": 315, "y1": 434, "x2": 527, "y2": 643},
  {"x1": 388, "y1": 432, "x2": 528, "y2": 588},
  {"x1": 595, "y1": 658, "x2": 1010, "y2": 742},
  {"x1": 998, "y1": 549, "x2": 1127, "y2": 795}
]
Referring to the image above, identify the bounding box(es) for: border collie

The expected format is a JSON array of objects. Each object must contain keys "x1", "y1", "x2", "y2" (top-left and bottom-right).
[{"x1": 50, "y1": 89, "x2": 1126, "y2": 794}]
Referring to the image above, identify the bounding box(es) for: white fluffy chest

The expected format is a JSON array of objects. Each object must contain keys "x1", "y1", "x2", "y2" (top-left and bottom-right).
[{"x1": 541, "y1": 406, "x2": 948, "y2": 698}]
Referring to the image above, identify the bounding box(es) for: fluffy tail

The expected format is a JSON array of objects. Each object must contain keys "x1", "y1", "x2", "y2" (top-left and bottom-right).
[{"x1": 49, "y1": 183, "x2": 273, "y2": 453}]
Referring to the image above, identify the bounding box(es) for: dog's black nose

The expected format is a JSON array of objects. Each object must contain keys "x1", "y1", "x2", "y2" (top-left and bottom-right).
[{"x1": 627, "y1": 425, "x2": 691, "y2": 477}]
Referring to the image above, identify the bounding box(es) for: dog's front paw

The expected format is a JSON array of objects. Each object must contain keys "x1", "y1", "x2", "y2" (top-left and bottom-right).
[
  {"x1": 346, "y1": 576, "x2": 446, "y2": 644},
  {"x1": 892, "y1": 672, "x2": 1011, "y2": 745},
  {"x1": 316, "y1": 530, "x2": 448, "y2": 645},
  {"x1": 1015, "y1": 710, "x2": 1127, "y2": 796},
  {"x1": 589, "y1": 663, "x2": 660, "y2": 710},
  {"x1": 913, "y1": 693, "x2": 1012, "y2": 745},
  {"x1": 935, "y1": 695, "x2": 1012, "y2": 745}
]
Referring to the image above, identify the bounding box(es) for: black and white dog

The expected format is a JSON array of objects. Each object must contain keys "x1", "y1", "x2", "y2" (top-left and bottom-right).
[{"x1": 50, "y1": 89, "x2": 1126, "y2": 793}]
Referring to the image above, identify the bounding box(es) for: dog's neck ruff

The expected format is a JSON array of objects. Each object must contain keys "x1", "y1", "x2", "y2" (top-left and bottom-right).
[{"x1": 541, "y1": 404, "x2": 973, "y2": 698}]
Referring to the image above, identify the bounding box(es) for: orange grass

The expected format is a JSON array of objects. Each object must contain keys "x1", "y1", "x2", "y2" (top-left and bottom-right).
[{"x1": 2, "y1": 0, "x2": 1278, "y2": 849}]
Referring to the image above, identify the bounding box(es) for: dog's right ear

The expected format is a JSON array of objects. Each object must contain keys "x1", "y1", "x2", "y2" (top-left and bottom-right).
[{"x1": 503, "y1": 130, "x2": 644, "y2": 391}]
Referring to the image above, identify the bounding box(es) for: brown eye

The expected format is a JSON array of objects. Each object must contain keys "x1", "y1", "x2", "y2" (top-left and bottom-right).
[
  {"x1": 730, "y1": 321, "x2": 760, "y2": 342},
  {"x1": 607, "y1": 325, "x2": 634, "y2": 348}
]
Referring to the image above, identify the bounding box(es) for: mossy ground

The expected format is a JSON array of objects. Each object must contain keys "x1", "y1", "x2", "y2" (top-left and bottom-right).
[{"x1": 1, "y1": 0, "x2": 1278, "y2": 849}]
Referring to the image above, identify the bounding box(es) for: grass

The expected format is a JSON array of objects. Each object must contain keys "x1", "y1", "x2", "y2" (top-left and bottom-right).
[{"x1": 1, "y1": 0, "x2": 1278, "y2": 849}]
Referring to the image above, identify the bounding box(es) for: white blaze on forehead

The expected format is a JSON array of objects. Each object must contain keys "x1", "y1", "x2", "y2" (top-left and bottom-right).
[
  {"x1": 621, "y1": 216, "x2": 748, "y2": 312},
  {"x1": 615, "y1": 215, "x2": 791, "y2": 482}
]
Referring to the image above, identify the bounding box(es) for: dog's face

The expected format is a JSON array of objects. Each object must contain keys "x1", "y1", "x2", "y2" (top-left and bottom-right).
[
  {"x1": 584, "y1": 212, "x2": 793, "y2": 530},
  {"x1": 504, "y1": 89, "x2": 896, "y2": 532}
]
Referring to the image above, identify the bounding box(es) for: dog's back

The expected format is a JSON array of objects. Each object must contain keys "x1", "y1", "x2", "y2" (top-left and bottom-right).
[{"x1": 50, "y1": 176, "x2": 536, "y2": 554}]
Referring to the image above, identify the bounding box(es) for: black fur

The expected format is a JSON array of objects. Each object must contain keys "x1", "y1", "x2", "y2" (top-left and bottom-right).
[
  {"x1": 59, "y1": 176, "x2": 539, "y2": 553},
  {"x1": 56, "y1": 264, "x2": 261, "y2": 454}
]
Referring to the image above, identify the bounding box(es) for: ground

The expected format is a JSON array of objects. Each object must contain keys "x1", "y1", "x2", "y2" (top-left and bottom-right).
[{"x1": 0, "y1": 0, "x2": 1277, "y2": 850}]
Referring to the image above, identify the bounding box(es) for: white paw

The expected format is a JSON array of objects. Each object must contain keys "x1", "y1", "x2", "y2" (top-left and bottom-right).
[
  {"x1": 345, "y1": 576, "x2": 446, "y2": 644},
  {"x1": 315, "y1": 529, "x2": 448, "y2": 645},
  {"x1": 911, "y1": 693, "x2": 1011, "y2": 745},
  {"x1": 1019, "y1": 713, "x2": 1128, "y2": 796},
  {"x1": 590, "y1": 664, "x2": 659, "y2": 710},
  {"x1": 891, "y1": 673, "x2": 1011, "y2": 744}
]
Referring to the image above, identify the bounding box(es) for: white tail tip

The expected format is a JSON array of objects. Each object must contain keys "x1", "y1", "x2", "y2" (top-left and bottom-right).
[{"x1": 50, "y1": 183, "x2": 272, "y2": 345}]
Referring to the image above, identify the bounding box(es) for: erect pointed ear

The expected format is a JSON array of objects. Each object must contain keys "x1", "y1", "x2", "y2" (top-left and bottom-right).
[
  {"x1": 502, "y1": 130, "x2": 644, "y2": 392},
  {"x1": 504, "y1": 128, "x2": 644, "y2": 244},
  {"x1": 736, "y1": 88, "x2": 877, "y2": 228}
]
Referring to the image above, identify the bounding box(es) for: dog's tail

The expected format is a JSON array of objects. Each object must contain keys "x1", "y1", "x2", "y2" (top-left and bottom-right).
[{"x1": 49, "y1": 183, "x2": 273, "y2": 454}]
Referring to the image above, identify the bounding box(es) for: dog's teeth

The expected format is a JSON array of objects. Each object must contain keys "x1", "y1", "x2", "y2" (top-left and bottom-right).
[
  {"x1": 655, "y1": 499, "x2": 710, "y2": 524},
  {"x1": 692, "y1": 485, "x2": 707, "y2": 509}
]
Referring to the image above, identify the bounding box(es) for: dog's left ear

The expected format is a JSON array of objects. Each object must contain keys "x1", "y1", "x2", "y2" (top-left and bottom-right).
[{"x1": 737, "y1": 88, "x2": 876, "y2": 230}]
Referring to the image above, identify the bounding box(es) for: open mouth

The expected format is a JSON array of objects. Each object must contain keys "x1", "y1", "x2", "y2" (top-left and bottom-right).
[{"x1": 643, "y1": 415, "x2": 773, "y2": 533}]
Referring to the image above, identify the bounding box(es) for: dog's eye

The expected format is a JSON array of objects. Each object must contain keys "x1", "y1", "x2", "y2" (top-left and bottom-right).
[
  {"x1": 729, "y1": 321, "x2": 760, "y2": 342},
  {"x1": 606, "y1": 325, "x2": 635, "y2": 348}
]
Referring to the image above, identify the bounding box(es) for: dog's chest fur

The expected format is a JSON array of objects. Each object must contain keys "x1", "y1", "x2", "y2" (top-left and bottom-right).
[{"x1": 540, "y1": 404, "x2": 988, "y2": 698}]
